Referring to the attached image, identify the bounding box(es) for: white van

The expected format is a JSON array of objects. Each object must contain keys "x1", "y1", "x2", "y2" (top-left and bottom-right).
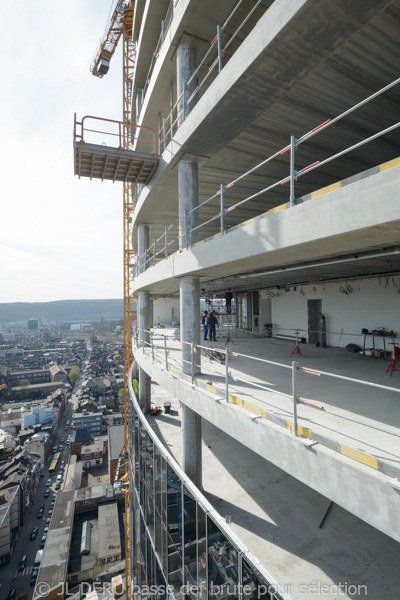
[{"x1": 56, "y1": 474, "x2": 62, "y2": 483}]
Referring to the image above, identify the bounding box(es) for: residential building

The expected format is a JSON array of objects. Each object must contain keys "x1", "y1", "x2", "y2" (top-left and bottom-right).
[
  {"x1": 0, "y1": 485, "x2": 20, "y2": 564},
  {"x1": 69, "y1": 429, "x2": 94, "y2": 455},
  {"x1": 49, "y1": 364, "x2": 68, "y2": 383},
  {"x1": 108, "y1": 425, "x2": 124, "y2": 484},
  {"x1": 81, "y1": 440, "x2": 104, "y2": 468},
  {"x1": 72, "y1": 411, "x2": 103, "y2": 437}
]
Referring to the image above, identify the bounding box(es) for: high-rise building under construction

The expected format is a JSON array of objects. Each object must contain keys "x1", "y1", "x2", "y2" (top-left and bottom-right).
[{"x1": 73, "y1": 1, "x2": 400, "y2": 599}]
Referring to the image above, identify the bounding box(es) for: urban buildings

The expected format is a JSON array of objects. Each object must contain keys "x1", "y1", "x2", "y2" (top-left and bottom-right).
[{"x1": 74, "y1": 1, "x2": 400, "y2": 599}]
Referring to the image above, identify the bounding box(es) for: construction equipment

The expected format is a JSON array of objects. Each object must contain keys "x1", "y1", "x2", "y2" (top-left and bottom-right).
[{"x1": 90, "y1": 2, "x2": 136, "y2": 597}]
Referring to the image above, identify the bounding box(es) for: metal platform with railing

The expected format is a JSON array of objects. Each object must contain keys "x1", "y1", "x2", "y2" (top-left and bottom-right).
[{"x1": 73, "y1": 114, "x2": 159, "y2": 184}]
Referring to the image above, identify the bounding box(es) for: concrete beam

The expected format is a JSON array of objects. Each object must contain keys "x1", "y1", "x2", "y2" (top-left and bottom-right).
[
  {"x1": 133, "y1": 165, "x2": 400, "y2": 293},
  {"x1": 133, "y1": 345, "x2": 400, "y2": 544}
]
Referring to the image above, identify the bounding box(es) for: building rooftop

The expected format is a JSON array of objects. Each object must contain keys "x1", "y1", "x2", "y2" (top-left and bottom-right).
[
  {"x1": 108, "y1": 425, "x2": 124, "y2": 461},
  {"x1": 97, "y1": 502, "x2": 121, "y2": 559}
]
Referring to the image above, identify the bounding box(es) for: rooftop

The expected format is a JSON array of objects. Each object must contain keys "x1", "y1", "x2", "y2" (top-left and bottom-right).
[{"x1": 97, "y1": 502, "x2": 121, "y2": 559}]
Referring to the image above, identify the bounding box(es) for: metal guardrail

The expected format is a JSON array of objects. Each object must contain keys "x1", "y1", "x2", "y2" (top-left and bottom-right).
[
  {"x1": 135, "y1": 76, "x2": 400, "y2": 271},
  {"x1": 128, "y1": 361, "x2": 295, "y2": 600},
  {"x1": 134, "y1": 328, "x2": 400, "y2": 469},
  {"x1": 73, "y1": 114, "x2": 158, "y2": 155}
]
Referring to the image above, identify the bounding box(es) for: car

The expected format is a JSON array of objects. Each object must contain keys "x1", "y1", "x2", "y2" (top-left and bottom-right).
[
  {"x1": 46, "y1": 479, "x2": 51, "y2": 487},
  {"x1": 30, "y1": 571, "x2": 38, "y2": 586},
  {"x1": 44, "y1": 489, "x2": 50, "y2": 498},
  {"x1": 52, "y1": 494, "x2": 57, "y2": 501},
  {"x1": 59, "y1": 444, "x2": 63, "y2": 451},
  {"x1": 39, "y1": 504, "x2": 45, "y2": 510},
  {"x1": 55, "y1": 482, "x2": 61, "y2": 490},
  {"x1": 40, "y1": 535, "x2": 47, "y2": 549},
  {"x1": 50, "y1": 502, "x2": 55, "y2": 509},
  {"x1": 43, "y1": 526, "x2": 49, "y2": 534},
  {"x1": 61, "y1": 438, "x2": 64, "y2": 443},
  {"x1": 18, "y1": 554, "x2": 27, "y2": 571},
  {"x1": 66, "y1": 420, "x2": 70, "y2": 425},
  {"x1": 52, "y1": 446, "x2": 57, "y2": 453},
  {"x1": 7, "y1": 590, "x2": 16, "y2": 600},
  {"x1": 65, "y1": 425, "x2": 68, "y2": 431},
  {"x1": 48, "y1": 509, "x2": 53, "y2": 517},
  {"x1": 61, "y1": 461, "x2": 65, "y2": 467},
  {"x1": 66, "y1": 440, "x2": 70, "y2": 446},
  {"x1": 45, "y1": 518, "x2": 51, "y2": 526},
  {"x1": 37, "y1": 508, "x2": 43, "y2": 519},
  {"x1": 30, "y1": 527, "x2": 39, "y2": 540}
]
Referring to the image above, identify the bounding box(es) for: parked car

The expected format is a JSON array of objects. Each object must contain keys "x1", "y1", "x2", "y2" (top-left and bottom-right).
[
  {"x1": 40, "y1": 535, "x2": 47, "y2": 549},
  {"x1": 61, "y1": 438, "x2": 64, "y2": 443},
  {"x1": 55, "y1": 482, "x2": 61, "y2": 490},
  {"x1": 65, "y1": 440, "x2": 70, "y2": 446},
  {"x1": 52, "y1": 494, "x2": 57, "y2": 502},
  {"x1": 37, "y1": 508, "x2": 43, "y2": 519},
  {"x1": 52, "y1": 446, "x2": 57, "y2": 453},
  {"x1": 61, "y1": 461, "x2": 65, "y2": 467},
  {"x1": 46, "y1": 479, "x2": 51, "y2": 487},
  {"x1": 48, "y1": 509, "x2": 53, "y2": 518},
  {"x1": 43, "y1": 526, "x2": 49, "y2": 534},
  {"x1": 50, "y1": 502, "x2": 55, "y2": 509},
  {"x1": 30, "y1": 527, "x2": 38, "y2": 540},
  {"x1": 65, "y1": 425, "x2": 68, "y2": 431},
  {"x1": 45, "y1": 518, "x2": 51, "y2": 526},
  {"x1": 59, "y1": 444, "x2": 63, "y2": 451},
  {"x1": 18, "y1": 555, "x2": 27, "y2": 571},
  {"x1": 44, "y1": 489, "x2": 50, "y2": 498},
  {"x1": 30, "y1": 570, "x2": 38, "y2": 586},
  {"x1": 7, "y1": 590, "x2": 16, "y2": 600}
]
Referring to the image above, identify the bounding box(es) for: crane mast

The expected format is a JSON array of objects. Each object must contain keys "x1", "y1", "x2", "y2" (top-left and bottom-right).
[{"x1": 91, "y1": 2, "x2": 136, "y2": 597}]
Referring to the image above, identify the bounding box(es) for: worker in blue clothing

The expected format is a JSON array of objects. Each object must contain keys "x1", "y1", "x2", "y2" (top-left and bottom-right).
[
  {"x1": 207, "y1": 311, "x2": 219, "y2": 342},
  {"x1": 201, "y1": 311, "x2": 208, "y2": 340}
]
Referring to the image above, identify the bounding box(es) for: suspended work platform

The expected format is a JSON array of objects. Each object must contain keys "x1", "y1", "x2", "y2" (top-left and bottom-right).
[{"x1": 73, "y1": 114, "x2": 158, "y2": 185}]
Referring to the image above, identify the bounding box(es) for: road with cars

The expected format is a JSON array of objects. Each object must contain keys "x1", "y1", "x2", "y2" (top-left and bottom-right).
[{"x1": 1, "y1": 381, "x2": 82, "y2": 600}]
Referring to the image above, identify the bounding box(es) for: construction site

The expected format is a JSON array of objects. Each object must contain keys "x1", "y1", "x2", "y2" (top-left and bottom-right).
[{"x1": 34, "y1": 0, "x2": 400, "y2": 599}]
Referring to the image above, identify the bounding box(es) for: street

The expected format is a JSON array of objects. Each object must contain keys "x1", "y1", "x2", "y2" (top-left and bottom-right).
[{"x1": 0, "y1": 359, "x2": 86, "y2": 600}]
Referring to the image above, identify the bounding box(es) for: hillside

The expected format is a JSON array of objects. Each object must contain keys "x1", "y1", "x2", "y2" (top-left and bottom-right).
[{"x1": 0, "y1": 299, "x2": 124, "y2": 323}]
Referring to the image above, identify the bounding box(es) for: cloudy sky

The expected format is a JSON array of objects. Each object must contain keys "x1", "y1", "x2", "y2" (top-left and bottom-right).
[{"x1": 1, "y1": 1, "x2": 125, "y2": 303}]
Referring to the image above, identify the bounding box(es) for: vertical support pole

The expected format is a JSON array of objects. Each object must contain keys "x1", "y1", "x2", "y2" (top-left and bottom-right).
[
  {"x1": 191, "y1": 342, "x2": 195, "y2": 384},
  {"x1": 163, "y1": 118, "x2": 166, "y2": 153},
  {"x1": 183, "y1": 84, "x2": 187, "y2": 120},
  {"x1": 141, "y1": 328, "x2": 145, "y2": 349},
  {"x1": 217, "y1": 25, "x2": 223, "y2": 73},
  {"x1": 161, "y1": 20, "x2": 165, "y2": 42},
  {"x1": 292, "y1": 360, "x2": 298, "y2": 436},
  {"x1": 151, "y1": 331, "x2": 154, "y2": 362},
  {"x1": 184, "y1": 209, "x2": 189, "y2": 249},
  {"x1": 225, "y1": 349, "x2": 229, "y2": 401},
  {"x1": 153, "y1": 239, "x2": 156, "y2": 266},
  {"x1": 170, "y1": 81, "x2": 174, "y2": 138},
  {"x1": 165, "y1": 226, "x2": 168, "y2": 259},
  {"x1": 158, "y1": 112, "x2": 162, "y2": 155},
  {"x1": 290, "y1": 136, "x2": 296, "y2": 207},
  {"x1": 220, "y1": 184, "x2": 225, "y2": 235},
  {"x1": 164, "y1": 335, "x2": 168, "y2": 371}
]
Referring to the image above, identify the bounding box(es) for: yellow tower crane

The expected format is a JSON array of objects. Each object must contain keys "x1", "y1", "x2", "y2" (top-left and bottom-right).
[{"x1": 90, "y1": 2, "x2": 135, "y2": 597}]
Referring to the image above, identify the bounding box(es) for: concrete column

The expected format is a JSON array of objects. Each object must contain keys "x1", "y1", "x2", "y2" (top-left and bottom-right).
[
  {"x1": 180, "y1": 276, "x2": 200, "y2": 375},
  {"x1": 178, "y1": 159, "x2": 198, "y2": 249},
  {"x1": 137, "y1": 223, "x2": 152, "y2": 413},
  {"x1": 182, "y1": 404, "x2": 202, "y2": 490},
  {"x1": 177, "y1": 36, "x2": 198, "y2": 124}
]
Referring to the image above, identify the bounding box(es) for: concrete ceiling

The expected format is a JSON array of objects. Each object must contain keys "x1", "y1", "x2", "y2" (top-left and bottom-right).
[{"x1": 131, "y1": 0, "x2": 400, "y2": 294}]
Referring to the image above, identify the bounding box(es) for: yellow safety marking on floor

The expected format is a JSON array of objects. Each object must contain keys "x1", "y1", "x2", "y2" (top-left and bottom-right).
[
  {"x1": 206, "y1": 383, "x2": 217, "y2": 394},
  {"x1": 194, "y1": 240, "x2": 204, "y2": 246},
  {"x1": 268, "y1": 203, "x2": 287, "y2": 216},
  {"x1": 310, "y1": 181, "x2": 341, "y2": 200},
  {"x1": 243, "y1": 401, "x2": 265, "y2": 418},
  {"x1": 340, "y1": 446, "x2": 378, "y2": 470},
  {"x1": 213, "y1": 232, "x2": 222, "y2": 239},
  {"x1": 379, "y1": 156, "x2": 400, "y2": 172},
  {"x1": 286, "y1": 421, "x2": 312, "y2": 438}
]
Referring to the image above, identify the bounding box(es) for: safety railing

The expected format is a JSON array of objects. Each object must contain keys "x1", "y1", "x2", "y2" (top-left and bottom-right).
[
  {"x1": 134, "y1": 328, "x2": 400, "y2": 476},
  {"x1": 73, "y1": 114, "x2": 158, "y2": 155},
  {"x1": 135, "y1": 75, "x2": 400, "y2": 270},
  {"x1": 128, "y1": 362, "x2": 294, "y2": 600}
]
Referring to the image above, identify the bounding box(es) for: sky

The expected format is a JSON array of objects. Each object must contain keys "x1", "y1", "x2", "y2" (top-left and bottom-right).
[{"x1": 0, "y1": 1, "x2": 126, "y2": 303}]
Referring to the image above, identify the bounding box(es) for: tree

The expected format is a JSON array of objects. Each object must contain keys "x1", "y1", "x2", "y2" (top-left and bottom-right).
[
  {"x1": 68, "y1": 366, "x2": 81, "y2": 383},
  {"x1": 118, "y1": 388, "x2": 125, "y2": 409},
  {"x1": 18, "y1": 379, "x2": 30, "y2": 388}
]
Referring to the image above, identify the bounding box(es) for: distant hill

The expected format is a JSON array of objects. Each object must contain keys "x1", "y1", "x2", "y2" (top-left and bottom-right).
[{"x1": 0, "y1": 299, "x2": 124, "y2": 323}]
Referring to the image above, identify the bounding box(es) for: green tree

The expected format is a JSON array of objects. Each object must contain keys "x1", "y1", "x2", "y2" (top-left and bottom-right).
[
  {"x1": 18, "y1": 379, "x2": 30, "y2": 388},
  {"x1": 68, "y1": 366, "x2": 81, "y2": 383},
  {"x1": 118, "y1": 388, "x2": 125, "y2": 409}
]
